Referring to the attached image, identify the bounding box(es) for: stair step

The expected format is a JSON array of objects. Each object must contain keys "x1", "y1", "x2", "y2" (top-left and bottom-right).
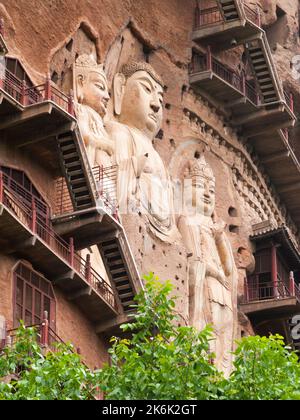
[
  {"x1": 75, "y1": 194, "x2": 91, "y2": 201},
  {"x1": 69, "y1": 176, "x2": 86, "y2": 185},
  {"x1": 111, "y1": 266, "x2": 127, "y2": 275},
  {"x1": 109, "y1": 262, "x2": 125, "y2": 270},
  {"x1": 102, "y1": 239, "x2": 117, "y2": 247},
  {"x1": 62, "y1": 151, "x2": 78, "y2": 160},
  {"x1": 257, "y1": 77, "x2": 273, "y2": 84},
  {"x1": 113, "y1": 271, "x2": 128, "y2": 280},
  {"x1": 250, "y1": 51, "x2": 264, "y2": 58},
  {"x1": 122, "y1": 300, "x2": 135, "y2": 307},
  {"x1": 256, "y1": 71, "x2": 271, "y2": 78},
  {"x1": 104, "y1": 251, "x2": 121, "y2": 259},
  {"x1": 65, "y1": 161, "x2": 81, "y2": 169},
  {"x1": 119, "y1": 292, "x2": 135, "y2": 299},
  {"x1": 60, "y1": 144, "x2": 76, "y2": 152},
  {"x1": 116, "y1": 284, "x2": 132, "y2": 292},
  {"x1": 72, "y1": 186, "x2": 89, "y2": 194},
  {"x1": 114, "y1": 276, "x2": 130, "y2": 284},
  {"x1": 107, "y1": 255, "x2": 123, "y2": 263},
  {"x1": 67, "y1": 169, "x2": 84, "y2": 177}
]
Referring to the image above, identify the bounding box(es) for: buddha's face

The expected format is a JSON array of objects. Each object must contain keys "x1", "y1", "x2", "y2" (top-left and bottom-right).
[
  {"x1": 192, "y1": 176, "x2": 216, "y2": 217},
  {"x1": 78, "y1": 71, "x2": 110, "y2": 117},
  {"x1": 119, "y1": 70, "x2": 164, "y2": 139}
]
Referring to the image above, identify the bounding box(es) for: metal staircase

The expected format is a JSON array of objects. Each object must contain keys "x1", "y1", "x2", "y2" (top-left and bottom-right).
[
  {"x1": 98, "y1": 230, "x2": 142, "y2": 313},
  {"x1": 246, "y1": 36, "x2": 283, "y2": 106},
  {"x1": 219, "y1": 0, "x2": 239, "y2": 21},
  {"x1": 57, "y1": 127, "x2": 98, "y2": 212}
]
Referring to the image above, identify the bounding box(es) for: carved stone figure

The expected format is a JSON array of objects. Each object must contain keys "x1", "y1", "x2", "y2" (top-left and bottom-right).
[
  {"x1": 74, "y1": 54, "x2": 114, "y2": 168},
  {"x1": 107, "y1": 61, "x2": 179, "y2": 242},
  {"x1": 178, "y1": 155, "x2": 237, "y2": 377}
]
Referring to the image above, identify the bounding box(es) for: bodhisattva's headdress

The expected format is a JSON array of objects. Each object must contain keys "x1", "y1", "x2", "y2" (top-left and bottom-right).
[
  {"x1": 185, "y1": 155, "x2": 215, "y2": 184},
  {"x1": 75, "y1": 54, "x2": 107, "y2": 78},
  {"x1": 120, "y1": 61, "x2": 164, "y2": 87}
]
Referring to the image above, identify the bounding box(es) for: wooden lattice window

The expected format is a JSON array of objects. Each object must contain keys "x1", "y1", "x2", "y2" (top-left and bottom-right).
[{"x1": 13, "y1": 262, "x2": 56, "y2": 329}]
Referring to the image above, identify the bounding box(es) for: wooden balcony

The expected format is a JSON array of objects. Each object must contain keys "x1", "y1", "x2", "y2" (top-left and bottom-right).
[
  {"x1": 0, "y1": 170, "x2": 119, "y2": 324},
  {"x1": 192, "y1": 1, "x2": 262, "y2": 51},
  {"x1": 190, "y1": 49, "x2": 260, "y2": 113},
  {"x1": 249, "y1": 129, "x2": 300, "y2": 224},
  {"x1": 240, "y1": 279, "x2": 300, "y2": 324},
  {"x1": 0, "y1": 68, "x2": 76, "y2": 174},
  {"x1": 52, "y1": 164, "x2": 143, "y2": 316}
]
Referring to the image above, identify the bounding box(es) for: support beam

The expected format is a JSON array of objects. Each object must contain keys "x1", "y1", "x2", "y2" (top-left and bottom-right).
[
  {"x1": 231, "y1": 105, "x2": 284, "y2": 126},
  {"x1": 261, "y1": 150, "x2": 290, "y2": 164},
  {"x1": 16, "y1": 121, "x2": 77, "y2": 148},
  {"x1": 243, "y1": 119, "x2": 294, "y2": 138},
  {"x1": 53, "y1": 270, "x2": 75, "y2": 285},
  {"x1": 95, "y1": 314, "x2": 130, "y2": 334},
  {"x1": 5, "y1": 235, "x2": 37, "y2": 255},
  {"x1": 68, "y1": 286, "x2": 92, "y2": 301},
  {"x1": 0, "y1": 102, "x2": 53, "y2": 131},
  {"x1": 278, "y1": 182, "x2": 300, "y2": 194}
]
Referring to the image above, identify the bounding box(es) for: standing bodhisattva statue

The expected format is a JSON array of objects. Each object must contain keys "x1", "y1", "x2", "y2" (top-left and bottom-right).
[
  {"x1": 107, "y1": 61, "x2": 179, "y2": 242},
  {"x1": 74, "y1": 54, "x2": 114, "y2": 168},
  {"x1": 178, "y1": 156, "x2": 237, "y2": 377}
]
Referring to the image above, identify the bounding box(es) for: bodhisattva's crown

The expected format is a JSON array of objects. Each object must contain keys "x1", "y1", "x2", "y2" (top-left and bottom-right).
[
  {"x1": 186, "y1": 155, "x2": 215, "y2": 182},
  {"x1": 75, "y1": 54, "x2": 106, "y2": 78}
]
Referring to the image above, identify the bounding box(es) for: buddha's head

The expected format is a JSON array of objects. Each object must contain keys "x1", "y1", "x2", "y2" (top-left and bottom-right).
[
  {"x1": 75, "y1": 54, "x2": 110, "y2": 117},
  {"x1": 113, "y1": 61, "x2": 164, "y2": 140},
  {"x1": 184, "y1": 155, "x2": 216, "y2": 217}
]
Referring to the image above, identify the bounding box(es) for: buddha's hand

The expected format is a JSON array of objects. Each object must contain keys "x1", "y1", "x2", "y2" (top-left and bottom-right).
[{"x1": 212, "y1": 212, "x2": 226, "y2": 241}]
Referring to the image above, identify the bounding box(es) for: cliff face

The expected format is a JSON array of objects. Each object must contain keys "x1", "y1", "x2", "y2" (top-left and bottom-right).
[{"x1": 0, "y1": 0, "x2": 300, "y2": 368}]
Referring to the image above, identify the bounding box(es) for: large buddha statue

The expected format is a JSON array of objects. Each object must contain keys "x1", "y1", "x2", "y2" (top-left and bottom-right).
[
  {"x1": 74, "y1": 54, "x2": 114, "y2": 168},
  {"x1": 178, "y1": 155, "x2": 237, "y2": 377},
  {"x1": 106, "y1": 61, "x2": 179, "y2": 242}
]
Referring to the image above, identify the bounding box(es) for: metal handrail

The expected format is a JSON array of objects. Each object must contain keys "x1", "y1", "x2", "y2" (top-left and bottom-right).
[
  {"x1": 194, "y1": 0, "x2": 260, "y2": 30},
  {"x1": 0, "y1": 67, "x2": 74, "y2": 115},
  {"x1": 190, "y1": 51, "x2": 260, "y2": 105},
  {"x1": 0, "y1": 171, "x2": 116, "y2": 310},
  {"x1": 244, "y1": 279, "x2": 298, "y2": 304}
]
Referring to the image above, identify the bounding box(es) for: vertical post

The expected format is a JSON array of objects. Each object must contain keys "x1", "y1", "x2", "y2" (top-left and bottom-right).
[
  {"x1": 242, "y1": 73, "x2": 246, "y2": 95},
  {"x1": 290, "y1": 93, "x2": 294, "y2": 113},
  {"x1": 68, "y1": 92, "x2": 74, "y2": 115},
  {"x1": 32, "y1": 198, "x2": 36, "y2": 233},
  {"x1": 195, "y1": 4, "x2": 200, "y2": 29},
  {"x1": 45, "y1": 77, "x2": 52, "y2": 101},
  {"x1": 0, "y1": 171, "x2": 3, "y2": 203},
  {"x1": 21, "y1": 80, "x2": 27, "y2": 106},
  {"x1": 41, "y1": 311, "x2": 49, "y2": 347},
  {"x1": 271, "y1": 245, "x2": 278, "y2": 297},
  {"x1": 290, "y1": 271, "x2": 295, "y2": 296},
  {"x1": 207, "y1": 46, "x2": 212, "y2": 71},
  {"x1": 0, "y1": 18, "x2": 4, "y2": 37},
  {"x1": 257, "y1": 5, "x2": 261, "y2": 27},
  {"x1": 85, "y1": 253, "x2": 91, "y2": 284},
  {"x1": 244, "y1": 277, "x2": 249, "y2": 303},
  {"x1": 69, "y1": 237, "x2": 74, "y2": 267}
]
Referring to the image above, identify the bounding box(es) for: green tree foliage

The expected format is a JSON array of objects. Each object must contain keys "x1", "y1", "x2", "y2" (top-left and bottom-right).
[
  {"x1": 99, "y1": 273, "x2": 222, "y2": 399},
  {"x1": 224, "y1": 334, "x2": 300, "y2": 400},
  {"x1": 1, "y1": 273, "x2": 300, "y2": 400},
  {"x1": 0, "y1": 322, "x2": 99, "y2": 400}
]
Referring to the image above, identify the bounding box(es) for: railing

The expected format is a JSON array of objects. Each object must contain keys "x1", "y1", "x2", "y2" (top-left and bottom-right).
[
  {"x1": 118, "y1": 230, "x2": 142, "y2": 294},
  {"x1": 0, "y1": 67, "x2": 74, "y2": 115},
  {"x1": 194, "y1": 1, "x2": 261, "y2": 30},
  {"x1": 2, "y1": 171, "x2": 49, "y2": 221},
  {"x1": 0, "y1": 171, "x2": 117, "y2": 310},
  {"x1": 283, "y1": 90, "x2": 294, "y2": 114},
  {"x1": 1, "y1": 313, "x2": 72, "y2": 353},
  {"x1": 190, "y1": 50, "x2": 260, "y2": 105},
  {"x1": 194, "y1": 6, "x2": 223, "y2": 29},
  {"x1": 243, "y1": 2, "x2": 261, "y2": 27},
  {"x1": 0, "y1": 18, "x2": 4, "y2": 37},
  {"x1": 54, "y1": 164, "x2": 118, "y2": 219},
  {"x1": 244, "y1": 277, "x2": 300, "y2": 305}
]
